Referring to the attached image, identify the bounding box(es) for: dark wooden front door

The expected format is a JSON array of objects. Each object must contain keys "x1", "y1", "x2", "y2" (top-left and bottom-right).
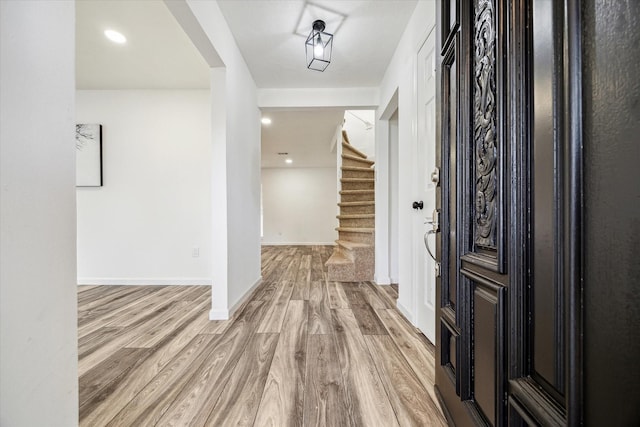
[{"x1": 434, "y1": 0, "x2": 586, "y2": 425}]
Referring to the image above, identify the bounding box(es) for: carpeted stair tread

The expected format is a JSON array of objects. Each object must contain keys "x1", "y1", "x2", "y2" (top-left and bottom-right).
[
  {"x1": 341, "y1": 166, "x2": 374, "y2": 173},
  {"x1": 340, "y1": 178, "x2": 375, "y2": 183},
  {"x1": 342, "y1": 130, "x2": 351, "y2": 144},
  {"x1": 339, "y1": 190, "x2": 374, "y2": 194},
  {"x1": 326, "y1": 251, "x2": 353, "y2": 265},
  {"x1": 342, "y1": 153, "x2": 375, "y2": 165},
  {"x1": 336, "y1": 239, "x2": 371, "y2": 250},
  {"x1": 336, "y1": 227, "x2": 375, "y2": 233},
  {"x1": 339, "y1": 201, "x2": 375, "y2": 207},
  {"x1": 342, "y1": 142, "x2": 369, "y2": 159},
  {"x1": 337, "y1": 214, "x2": 375, "y2": 219}
]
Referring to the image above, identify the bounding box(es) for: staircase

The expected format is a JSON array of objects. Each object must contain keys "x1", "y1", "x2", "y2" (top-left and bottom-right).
[{"x1": 326, "y1": 131, "x2": 375, "y2": 282}]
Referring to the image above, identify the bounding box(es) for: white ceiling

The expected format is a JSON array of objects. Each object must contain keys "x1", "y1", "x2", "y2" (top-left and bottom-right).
[
  {"x1": 76, "y1": 0, "x2": 210, "y2": 89},
  {"x1": 76, "y1": 0, "x2": 416, "y2": 167},
  {"x1": 217, "y1": 0, "x2": 418, "y2": 88},
  {"x1": 261, "y1": 109, "x2": 345, "y2": 168}
]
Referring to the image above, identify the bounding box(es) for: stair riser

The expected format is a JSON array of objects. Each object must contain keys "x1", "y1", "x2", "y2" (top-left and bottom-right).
[
  {"x1": 340, "y1": 205, "x2": 375, "y2": 215},
  {"x1": 326, "y1": 245, "x2": 374, "y2": 282},
  {"x1": 339, "y1": 217, "x2": 375, "y2": 228},
  {"x1": 327, "y1": 261, "x2": 374, "y2": 283},
  {"x1": 327, "y1": 263, "x2": 356, "y2": 282},
  {"x1": 341, "y1": 181, "x2": 374, "y2": 191},
  {"x1": 342, "y1": 145, "x2": 367, "y2": 159},
  {"x1": 342, "y1": 169, "x2": 374, "y2": 179},
  {"x1": 353, "y1": 265, "x2": 375, "y2": 281},
  {"x1": 343, "y1": 246, "x2": 374, "y2": 260},
  {"x1": 354, "y1": 247, "x2": 375, "y2": 280},
  {"x1": 340, "y1": 192, "x2": 374, "y2": 202},
  {"x1": 342, "y1": 157, "x2": 374, "y2": 168},
  {"x1": 338, "y1": 231, "x2": 374, "y2": 245}
]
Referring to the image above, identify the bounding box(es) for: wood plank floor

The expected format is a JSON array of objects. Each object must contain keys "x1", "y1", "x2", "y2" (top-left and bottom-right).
[{"x1": 79, "y1": 245, "x2": 446, "y2": 426}]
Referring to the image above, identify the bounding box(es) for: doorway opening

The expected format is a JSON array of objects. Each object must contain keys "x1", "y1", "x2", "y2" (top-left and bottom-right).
[{"x1": 260, "y1": 108, "x2": 343, "y2": 247}]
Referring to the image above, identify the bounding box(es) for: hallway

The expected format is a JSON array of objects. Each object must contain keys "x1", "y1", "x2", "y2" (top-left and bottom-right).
[{"x1": 78, "y1": 245, "x2": 445, "y2": 426}]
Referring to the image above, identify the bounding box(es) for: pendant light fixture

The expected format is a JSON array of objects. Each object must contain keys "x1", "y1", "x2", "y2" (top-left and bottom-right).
[{"x1": 305, "y1": 20, "x2": 333, "y2": 72}]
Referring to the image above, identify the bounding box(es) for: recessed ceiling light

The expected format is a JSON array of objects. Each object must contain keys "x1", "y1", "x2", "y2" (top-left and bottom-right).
[
  {"x1": 285, "y1": 158, "x2": 293, "y2": 164},
  {"x1": 104, "y1": 29, "x2": 126, "y2": 44},
  {"x1": 261, "y1": 117, "x2": 272, "y2": 125}
]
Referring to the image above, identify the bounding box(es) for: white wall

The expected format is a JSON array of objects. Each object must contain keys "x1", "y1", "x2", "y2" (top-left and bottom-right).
[
  {"x1": 184, "y1": 0, "x2": 262, "y2": 317},
  {"x1": 258, "y1": 87, "x2": 379, "y2": 109},
  {"x1": 376, "y1": 1, "x2": 436, "y2": 319},
  {"x1": 0, "y1": 2, "x2": 78, "y2": 425},
  {"x1": 76, "y1": 90, "x2": 212, "y2": 285},
  {"x1": 343, "y1": 110, "x2": 376, "y2": 159},
  {"x1": 262, "y1": 168, "x2": 338, "y2": 244}
]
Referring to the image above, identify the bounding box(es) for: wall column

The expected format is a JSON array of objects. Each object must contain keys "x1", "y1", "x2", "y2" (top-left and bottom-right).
[
  {"x1": 0, "y1": 2, "x2": 78, "y2": 424},
  {"x1": 209, "y1": 67, "x2": 229, "y2": 319}
]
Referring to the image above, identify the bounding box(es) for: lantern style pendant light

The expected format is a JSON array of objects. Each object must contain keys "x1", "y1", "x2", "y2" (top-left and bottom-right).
[{"x1": 305, "y1": 20, "x2": 333, "y2": 71}]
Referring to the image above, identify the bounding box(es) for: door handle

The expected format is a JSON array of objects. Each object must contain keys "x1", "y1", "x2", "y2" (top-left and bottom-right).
[
  {"x1": 412, "y1": 201, "x2": 424, "y2": 210},
  {"x1": 424, "y1": 229, "x2": 437, "y2": 261}
]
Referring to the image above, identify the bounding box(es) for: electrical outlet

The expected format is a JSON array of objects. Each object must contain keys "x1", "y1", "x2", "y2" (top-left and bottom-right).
[{"x1": 192, "y1": 247, "x2": 200, "y2": 258}]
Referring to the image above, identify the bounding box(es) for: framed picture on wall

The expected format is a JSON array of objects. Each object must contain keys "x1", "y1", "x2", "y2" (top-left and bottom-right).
[{"x1": 76, "y1": 123, "x2": 103, "y2": 187}]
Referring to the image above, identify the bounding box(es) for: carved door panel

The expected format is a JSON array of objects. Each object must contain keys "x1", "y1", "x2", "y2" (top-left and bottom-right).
[
  {"x1": 435, "y1": 0, "x2": 584, "y2": 426},
  {"x1": 436, "y1": 1, "x2": 508, "y2": 425}
]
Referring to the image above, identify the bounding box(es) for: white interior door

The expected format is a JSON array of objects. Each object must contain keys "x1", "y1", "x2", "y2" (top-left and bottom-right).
[{"x1": 413, "y1": 30, "x2": 437, "y2": 343}]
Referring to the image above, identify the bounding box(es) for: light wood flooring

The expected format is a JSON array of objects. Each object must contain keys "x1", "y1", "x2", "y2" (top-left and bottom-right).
[{"x1": 78, "y1": 245, "x2": 446, "y2": 426}]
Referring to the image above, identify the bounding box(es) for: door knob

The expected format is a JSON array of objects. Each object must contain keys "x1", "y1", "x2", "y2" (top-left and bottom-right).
[{"x1": 412, "y1": 201, "x2": 424, "y2": 210}]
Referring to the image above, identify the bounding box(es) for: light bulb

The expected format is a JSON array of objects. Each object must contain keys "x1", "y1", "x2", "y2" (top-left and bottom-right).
[{"x1": 314, "y1": 34, "x2": 324, "y2": 57}]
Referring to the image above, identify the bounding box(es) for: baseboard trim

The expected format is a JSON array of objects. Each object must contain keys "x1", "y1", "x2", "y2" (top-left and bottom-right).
[
  {"x1": 374, "y1": 275, "x2": 392, "y2": 285},
  {"x1": 229, "y1": 276, "x2": 263, "y2": 316},
  {"x1": 261, "y1": 242, "x2": 336, "y2": 246},
  {"x1": 77, "y1": 277, "x2": 212, "y2": 286},
  {"x1": 397, "y1": 300, "x2": 415, "y2": 324},
  {"x1": 209, "y1": 276, "x2": 263, "y2": 321}
]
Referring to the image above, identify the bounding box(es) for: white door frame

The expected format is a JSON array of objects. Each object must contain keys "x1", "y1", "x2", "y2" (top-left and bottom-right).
[{"x1": 375, "y1": 90, "x2": 399, "y2": 286}]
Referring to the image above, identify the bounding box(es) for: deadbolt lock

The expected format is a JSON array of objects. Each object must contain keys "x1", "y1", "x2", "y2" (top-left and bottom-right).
[
  {"x1": 431, "y1": 167, "x2": 440, "y2": 185},
  {"x1": 426, "y1": 209, "x2": 440, "y2": 232}
]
